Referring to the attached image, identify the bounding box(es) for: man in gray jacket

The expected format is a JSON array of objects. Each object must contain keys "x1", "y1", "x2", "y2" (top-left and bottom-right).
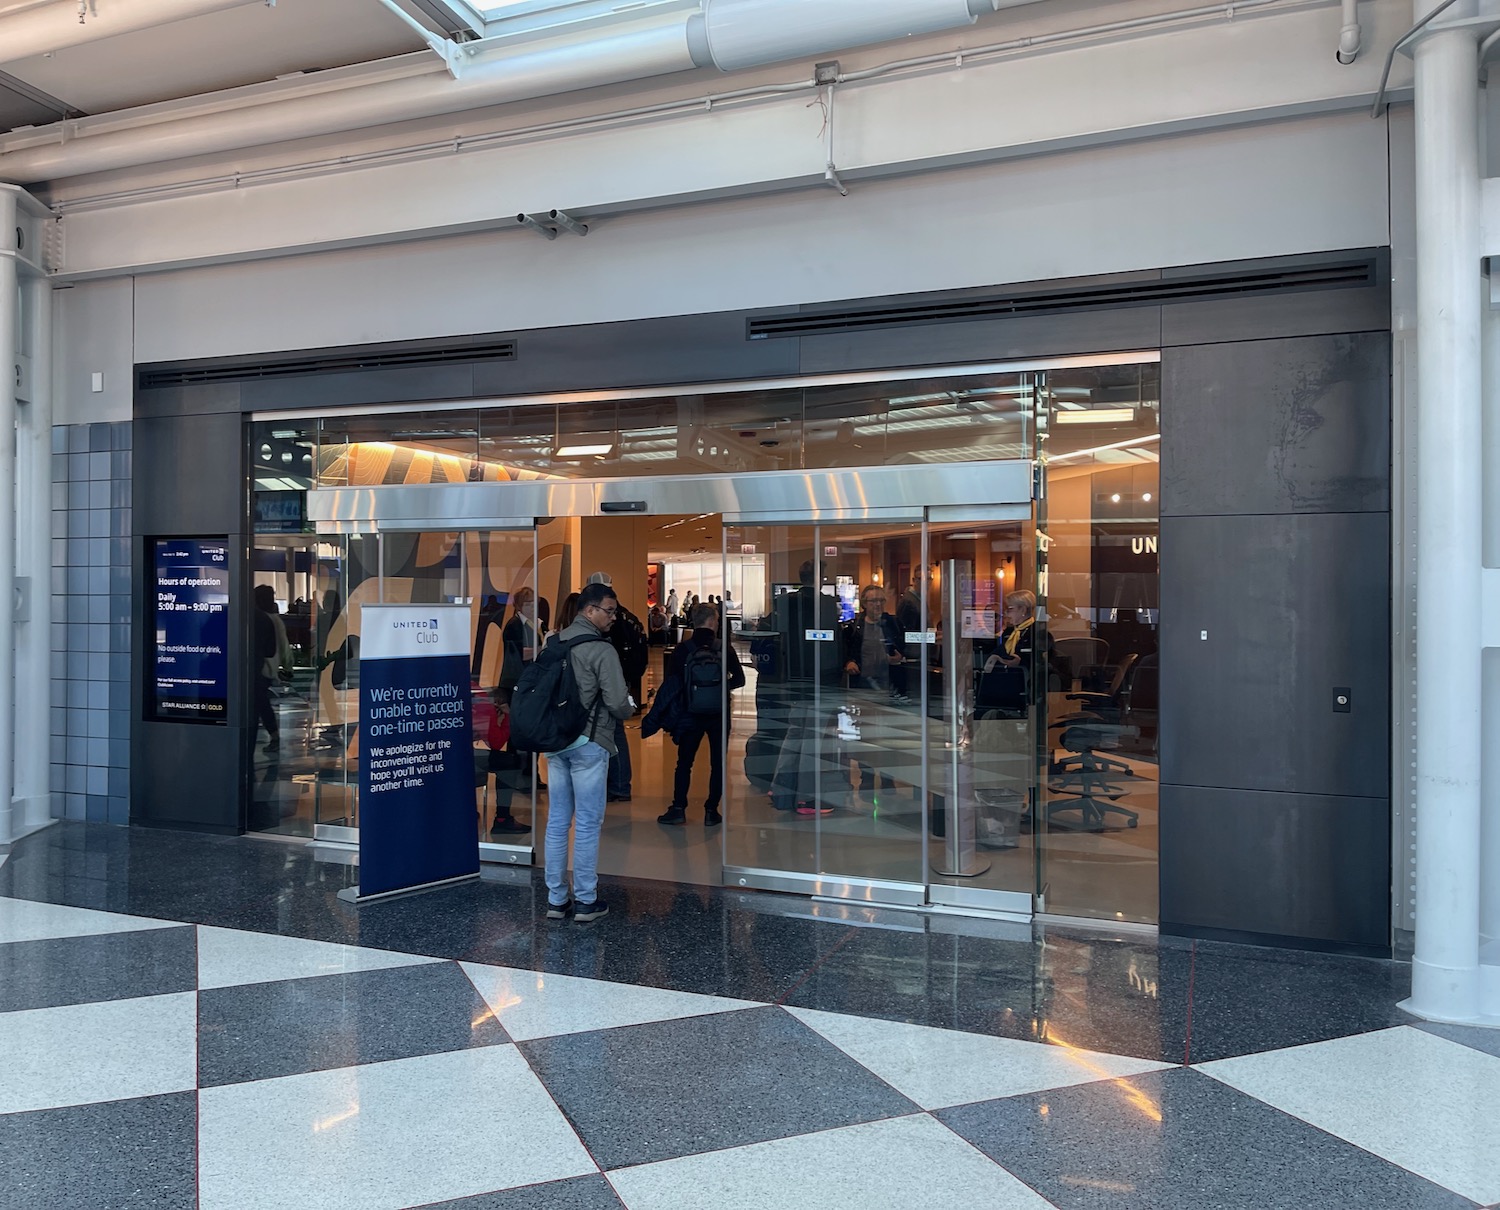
[{"x1": 544, "y1": 581, "x2": 635, "y2": 922}]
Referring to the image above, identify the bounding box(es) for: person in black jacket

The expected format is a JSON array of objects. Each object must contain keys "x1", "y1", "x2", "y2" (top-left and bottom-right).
[
  {"x1": 587, "y1": 572, "x2": 647, "y2": 801},
  {"x1": 253, "y1": 586, "x2": 281, "y2": 752},
  {"x1": 842, "y1": 584, "x2": 908, "y2": 703},
  {"x1": 658, "y1": 602, "x2": 745, "y2": 827}
]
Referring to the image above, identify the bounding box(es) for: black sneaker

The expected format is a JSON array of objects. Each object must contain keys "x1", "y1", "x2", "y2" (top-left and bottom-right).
[
  {"x1": 573, "y1": 900, "x2": 610, "y2": 923},
  {"x1": 657, "y1": 807, "x2": 686, "y2": 826},
  {"x1": 704, "y1": 807, "x2": 723, "y2": 826},
  {"x1": 489, "y1": 817, "x2": 531, "y2": 836},
  {"x1": 546, "y1": 900, "x2": 572, "y2": 920}
]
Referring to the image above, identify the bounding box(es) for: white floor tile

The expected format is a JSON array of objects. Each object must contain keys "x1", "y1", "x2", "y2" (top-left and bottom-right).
[
  {"x1": 0, "y1": 896, "x2": 170, "y2": 944},
  {"x1": 1200, "y1": 1025, "x2": 1500, "y2": 1205},
  {"x1": 0, "y1": 992, "x2": 197, "y2": 1113},
  {"x1": 460, "y1": 962, "x2": 760, "y2": 1042},
  {"x1": 198, "y1": 1045, "x2": 597, "y2": 1210},
  {"x1": 196, "y1": 925, "x2": 440, "y2": 990},
  {"x1": 788, "y1": 1006, "x2": 1167, "y2": 1109},
  {"x1": 610, "y1": 1113, "x2": 1053, "y2": 1210}
]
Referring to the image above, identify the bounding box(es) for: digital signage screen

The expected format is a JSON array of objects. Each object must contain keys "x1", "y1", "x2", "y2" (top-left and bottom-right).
[{"x1": 149, "y1": 538, "x2": 230, "y2": 724}]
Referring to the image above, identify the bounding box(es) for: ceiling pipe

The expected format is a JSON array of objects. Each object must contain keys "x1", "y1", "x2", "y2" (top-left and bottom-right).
[
  {"x1": 1335, "y1": 0, "x2": 1361, "y2": 63},
  {"x1": 0, "y1": 0, "x2": 1026, "y2": 184},
  {"x1": 0, "y1": 0, "x2": 269, "y2": 66}
]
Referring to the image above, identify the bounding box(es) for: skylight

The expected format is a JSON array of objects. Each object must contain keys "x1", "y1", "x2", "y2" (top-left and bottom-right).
[{"x1": 410, "y1": 0, "x2": 676, "y2": 40}]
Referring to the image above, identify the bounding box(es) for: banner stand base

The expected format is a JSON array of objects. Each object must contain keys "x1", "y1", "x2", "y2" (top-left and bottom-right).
[{"x1": 337, "y1": 871, "x2": 480, "y2": 906}]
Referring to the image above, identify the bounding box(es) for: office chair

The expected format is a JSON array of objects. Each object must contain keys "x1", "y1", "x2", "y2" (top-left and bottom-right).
[
  {"x1": 1047, "y1": 720, "x2": 1140, "y2": 831},
  {"x1": 1045, "y1": 652, "x2": 1142, "y2": 831},
  {"x1": 1053, "y1": 637, "x2": 1109, "y2": 690}
]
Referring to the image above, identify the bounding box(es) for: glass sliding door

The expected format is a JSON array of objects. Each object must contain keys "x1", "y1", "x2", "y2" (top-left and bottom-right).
[
  {"x1": 1036, "y1": 360, "x2": 1161, "y2": 923},
  {"x1": 924, "y1": 518, "x2": 1040, "y2": 913},
  {"x1": 723, "y1": 520, "x2": 926, "y2": 902},
  {"x1": 308, "y1": 533, "x2": 375, "y2": 841},
  {"x1": 465, "y1": 528, "x2": 543, "y2": 858}
]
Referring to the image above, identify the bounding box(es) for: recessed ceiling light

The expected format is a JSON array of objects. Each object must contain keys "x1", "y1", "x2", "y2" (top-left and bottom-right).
[{"x1": 1054, "y1": 408, "x2": 1137, "y2": 425}]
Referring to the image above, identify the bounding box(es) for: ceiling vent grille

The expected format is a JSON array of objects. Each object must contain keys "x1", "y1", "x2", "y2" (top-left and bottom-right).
[
  {"x1": 138, "y1": 340, "x2": 518, "y2": 390},
  {"x1": 746, "y1": 259, "x2": 1378, "y2": 341}
]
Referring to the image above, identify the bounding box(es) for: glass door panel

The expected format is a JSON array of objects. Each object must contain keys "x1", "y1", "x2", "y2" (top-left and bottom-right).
[
  {"x1": 464, "y1": 529, "x2": 542, "y2": 850},
  {"x1": 724, "y1": 521, "x2": 925, "y2": 898},
  {"x1": 247, "y1": 535, "x2": 318, "y2": 836},
  {"x1": 1036, "y1": 361, "x2": 1161, "y2": 920},
  {"x1": 926, "y1": 520, "x2": 1039, "y2": 904},
  {"x1": 310, "y1": 533, "x2": 376, "y2": 838}
]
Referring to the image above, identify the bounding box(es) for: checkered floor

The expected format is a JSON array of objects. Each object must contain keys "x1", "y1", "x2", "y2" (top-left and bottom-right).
[{"x1": 2, "y1": 895, "x2": 1498, "y2": 1209}]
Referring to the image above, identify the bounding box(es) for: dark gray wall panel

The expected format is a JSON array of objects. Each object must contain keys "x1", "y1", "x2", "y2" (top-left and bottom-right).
[
  {"x1": 1159, "y1": 511, "x2": 1390, "y2": 799},
  {"x1": 1162, "y1": 334, "x2": 1390, "y2": 517},
  {"x1": 798, "y1": 306, "x2": 1163, "y2": 375},
  {"x1": 132, "y1": 410, "x2": 246, "y2": 833},
  {"x1": 133, "y1": 719, "x2": 244, "y2": 832},
  {"x1": 240, "y1": 364, "x2": 477, "y2": 413},
  {"x1": 473, "y1": 312, "x2": 800, "y2": 397},
  {"x1": 133, "y1": 411, "x2": 245, "y2": 535},
  {"x1": 135, "y1": 382, "x2": 241, "y2": 420},
  {"x1": 1161, "y1": 286, "x2": 1390, "y2": 347},
  {"x1": 1160, "y1": 784, "x2": 1390, "y2": 948}
]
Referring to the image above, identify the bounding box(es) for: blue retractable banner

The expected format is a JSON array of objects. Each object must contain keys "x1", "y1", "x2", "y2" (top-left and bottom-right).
[{"x1": 356, "y1": 604, "x2": 478, "y2": 900}]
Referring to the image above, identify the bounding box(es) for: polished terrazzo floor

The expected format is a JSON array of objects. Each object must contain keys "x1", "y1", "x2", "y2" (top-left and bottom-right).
[{"x1": 2, "y1": 822, "x2": 1498, "y2": 1209}]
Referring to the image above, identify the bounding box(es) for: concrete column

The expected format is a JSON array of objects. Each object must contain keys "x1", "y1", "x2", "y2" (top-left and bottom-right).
[
  {"x1": 1407, "y1": 8, "x2": 1485, "y2": 1022},
  {"x1": 0, "y1": 188, "x2": 18, "y2": 846}
]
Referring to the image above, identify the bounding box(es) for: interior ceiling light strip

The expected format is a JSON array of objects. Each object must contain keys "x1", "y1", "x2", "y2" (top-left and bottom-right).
[
  {"x1": 240, "y1": 351, "x2": 1155, "y2": 422},
  {"x1": 746, "y1": 260, "x2": 1378, "y2": 341}
]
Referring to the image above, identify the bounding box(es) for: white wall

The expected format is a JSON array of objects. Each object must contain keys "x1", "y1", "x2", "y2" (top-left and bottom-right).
[
  {"x1": 126, "y1": 111, "x2": 1391, "y2": 366},
  {"x1": 52, "y1": 278, "x2": 134, "y2": 425}
]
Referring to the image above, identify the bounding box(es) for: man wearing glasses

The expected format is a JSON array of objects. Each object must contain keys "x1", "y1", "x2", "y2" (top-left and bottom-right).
[{"x1": 543, "y1": 581, "x2": 635, "y2": 923}]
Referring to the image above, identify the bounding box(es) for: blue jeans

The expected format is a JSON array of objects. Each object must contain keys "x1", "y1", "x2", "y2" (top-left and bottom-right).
[
  {"x1": 607, "y1": 716, "x2": 631, "y2": 797},
  {"x1": 544, "y1": 740, "x2": 609, "y2": 906}
]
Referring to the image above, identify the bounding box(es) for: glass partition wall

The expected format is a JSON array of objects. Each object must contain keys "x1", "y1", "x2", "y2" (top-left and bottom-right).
[{"x1": 245, "y1": 356, "x2": 1160, "y2": 922}]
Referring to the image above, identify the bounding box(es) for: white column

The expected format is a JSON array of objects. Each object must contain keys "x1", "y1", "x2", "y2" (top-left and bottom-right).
[
  {"x1": 13, "y1": 270, "x2": 52, "y2": 835},
  {"x1": 1483, "y1": 302, "x2": 1500, "y2": 963},
  {"x1": 1407, "y1": 7, "x2": 1485, "y2": 1022},
  {"x1": 0, "y1": 188, "x2": 18, "y2": 846}
]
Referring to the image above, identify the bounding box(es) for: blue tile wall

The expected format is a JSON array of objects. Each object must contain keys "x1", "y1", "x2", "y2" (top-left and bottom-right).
[{"x1": 50, "y1": 421, "x2": 131, "y2": 825}]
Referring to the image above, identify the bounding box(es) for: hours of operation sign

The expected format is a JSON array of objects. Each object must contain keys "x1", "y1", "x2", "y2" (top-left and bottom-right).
[{"x1": 149, "y1": 538, "x2": 229, "y2": 723}]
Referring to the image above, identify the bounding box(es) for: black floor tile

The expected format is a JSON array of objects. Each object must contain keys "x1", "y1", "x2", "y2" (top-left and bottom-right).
[
  {"x1": 419, "y1": 1174, "x2": 625, "y2": 1208},
  {"x1": 0, "y1": 1092, "x2": 197, "y2": 1210},
  {"x1": 197, "y1": 960, "x2": 510, "y2": 1087},
  {"x1": 518, "y1": 1004, "x2": 919, "y2": 1169},
  {"x1": 0, "y1": 822, "x2": 1420, "y2": 1067},
  {"x1": 0, "y1": 926, "x2": 196, "y2": 1012},
  {"x1": 1170, "y1": 939, "x2": 1416, "y2": 1063},
  {"x1": 1415, "y1": 1022, "x2": 1500, "y2": 1061},
  {"x1": 778, "y1": 922, "x2": 1176, "y2": 1062},
  {"x1": 936, "y1": 1067, "x2": 1477, "y2": 1210}
]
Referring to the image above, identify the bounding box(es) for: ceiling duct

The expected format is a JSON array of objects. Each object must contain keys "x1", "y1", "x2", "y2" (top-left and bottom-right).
[
  {"x1": 0, "y1": 0, "x2": 1024, "y2": 184},
  {"x1": 696, "y1": 0, "x2": 994, "y2": 71}
]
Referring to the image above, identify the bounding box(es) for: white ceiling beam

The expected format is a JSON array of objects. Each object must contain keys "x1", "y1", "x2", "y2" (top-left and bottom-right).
[
  {"x1": 47, "y1": 0, "x2": 1408, "y2": 281},
  {"x1": 0, "y1": 0, "x2": 268, "y2": 65}
]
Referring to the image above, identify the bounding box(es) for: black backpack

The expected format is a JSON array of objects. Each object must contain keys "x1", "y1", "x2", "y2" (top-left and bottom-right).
[
  {"x1": 610, "y1": 609, "x2": 649, "y2": 680},
  {"x1": 508, "y1": 632, "x2": 607, "y2": 753},
  {"x1": 682, "y1": 640, "x2": 724, "y2": 715}
]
